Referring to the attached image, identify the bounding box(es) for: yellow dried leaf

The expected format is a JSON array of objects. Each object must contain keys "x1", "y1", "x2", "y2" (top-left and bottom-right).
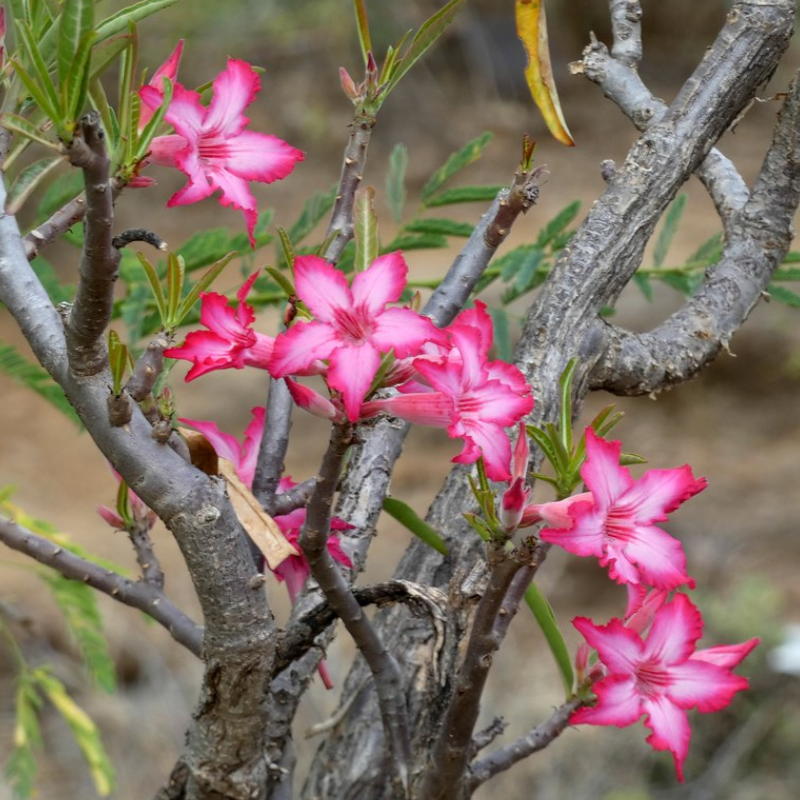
[
  {"x1": 516, "y1": 0, "x2": 575, "y2": 146},
  {"x1": 217, "y1": 459, "x2": 298, "y2": 570}
]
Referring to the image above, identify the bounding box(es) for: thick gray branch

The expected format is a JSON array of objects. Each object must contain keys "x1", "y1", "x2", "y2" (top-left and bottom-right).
[{"x1": 590, "y1": 68, "x2": 800, "y2": 394}]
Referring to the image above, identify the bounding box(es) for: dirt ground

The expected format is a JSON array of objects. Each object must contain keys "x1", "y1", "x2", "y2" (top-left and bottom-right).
[{"x1": 2, "y1": 12, "x2": 800, "y2": 799}]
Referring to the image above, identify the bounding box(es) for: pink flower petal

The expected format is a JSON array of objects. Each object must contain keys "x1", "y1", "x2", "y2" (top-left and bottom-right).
[
  {"x1": 204, "y1": 59, "x2": 259, "y2": 137},
  {"x1": 574, "y1": 616, "x2": 643, "y2": 674},
  {"x1": 200, "y1": 291, "x2": 255, "y2": 340},
  {"x1": 540, "y1": 505, "x2": 606, "y2": 560},
  {"x1": 641, "y1": 695, "x2": 691, "y2": 781},
  {"x1": 571, "y1": 674, "x2": 642, "y2": 728},
  {"x1": 223, "y1": 130, "x2": 305, "y2": 182},
  {"x1": 616, "y1": 523, "x2": 693, "y2": 591},
  {"x1": 270, "y1": 320, "x2": 340, "y2": 377},
  {"x1": 618, "y1": 466, "x2": 707, "y2": 524},
  {"x1": 666, "y1": 659, "x2": 750, "y2": 714},
  {"x1": 645, "y1": 593, "x2": 703, "y2": 665},
  {"x1": 327, "y1": 342, "x2": 381, "y2": 421},
  {"x1": 362, "y1": 392, "x2": 454, "y2": 427},
  {"x1": 163, "y1": 82, "x2": 207, "y2": 141},
  {"x1": 581, "y1": 429, "x2": 634, "y2": 511},
  {"x1": 179, "y1": 416, "x2": 243, "y2": 468},
  {"x1": 691, "y1": 638, "x2": 760, "y2": 670},
  {"x1": 293, "y1": 256, "x2": 353, "y2": 324},
  {"x1": 370, "y1": 307, "x2": 440, "y2": 357},
  {"x1": 351, "y1": 251, "x2": 408, "y2": 312}
]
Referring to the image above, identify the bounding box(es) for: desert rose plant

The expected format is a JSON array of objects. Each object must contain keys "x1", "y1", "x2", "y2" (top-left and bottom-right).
[{"x1": 1, "y1": 1, "x2": 798, "y2": 799}]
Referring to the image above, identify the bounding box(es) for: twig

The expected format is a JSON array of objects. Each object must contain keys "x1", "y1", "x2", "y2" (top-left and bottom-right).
[
  {"x1": 322, "y1": 114, "x2": 375, "y2": 264},
  {"x1": 274, "y1": 580, "x2": 447, "y2": 675},
  {"x1": 417, "y1": 550, "x2": 527, "y2": 800},
  {"x1": 127, "y1": 520, "x2": 165, "y2": 589},
  {"x1": 62, "y1": 112, "x2": 120, "y2": 376},
  {"x1": 300, "y1": 422, "x2": 412, "y2": 792},
  {"x1": 609, "y1": 0, "x2": 643, "y2": 66},
  {"x1": 252, "y1": 376, "x2": 293, "y2": 515},
  {"x1": 272, "y1": 477, "x2": 316, "y2": 516},
  {"x1": 126, "y1": 334, "x2": 169, "y2": 401},
  {"x1": 467, "y1": 698, "x2": 582, "y2": 790},
  {"x1": 23, "y1": 191, "x2": 87, "y2": 260},
  {"x1": 0, "y1": 514, "x2": 202, "y2": 657},
  {"x1": 471, "y1": 717, "x2": 509, "y2": 756}
]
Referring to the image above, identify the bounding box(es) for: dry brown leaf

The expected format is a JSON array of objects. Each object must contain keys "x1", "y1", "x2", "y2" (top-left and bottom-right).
[{"x1": 218, "y1": 459, "x2": 298, "y2": 570}]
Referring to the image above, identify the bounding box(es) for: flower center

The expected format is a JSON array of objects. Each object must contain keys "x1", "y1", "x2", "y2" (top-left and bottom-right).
[
  {"x1": 335, "y1": 307, "x2": 373, "y2": 343},
  {"x1": 634, "y1": 658, "x2": 671, "y2": 697},
  {"x1": 604, "y1": 505, "x2": 635, "y2": 542},
  {"x1": 198, "y1": 136, "x2": 231, "y2": 162}
]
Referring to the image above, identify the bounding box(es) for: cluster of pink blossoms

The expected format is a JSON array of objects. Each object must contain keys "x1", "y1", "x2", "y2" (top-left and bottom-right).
[
  {"x1": 501, "y1": 425, "x2": 758, "y2": 779},
  {"x1": 167, "y1": 251, "x2": 535, "y2": 482}
]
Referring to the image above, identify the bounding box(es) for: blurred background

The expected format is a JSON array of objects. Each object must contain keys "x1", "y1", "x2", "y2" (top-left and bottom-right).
[{"x1": 1, "y1": 1, "x2": 799, "y2": 798}]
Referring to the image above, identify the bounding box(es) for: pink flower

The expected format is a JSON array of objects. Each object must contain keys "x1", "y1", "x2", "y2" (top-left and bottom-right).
[
  {"x1": 572, "y1": 593, "x2": 759, "y2": 781},
  {"x1": 362, "y1": 302, "x2": 534, "y2": 481},
  {"x1": 539, "y1": 429, "x2": 706, "y2": 590},
  {"x1": 499, "y1": 423, "x2": 532, "y2": 531},
  {"x1": 141, "y1": 58, "x2": 304, "y2": 246},
  {"x1": 138, "y1": 40, "x2": 184, "y2": 130},
  {"x1": 270, "y1": 253, "x2": 441, "y2": 422},
  {"x1": 165, "y1": 272, "x2": 275, "y2": 381}
]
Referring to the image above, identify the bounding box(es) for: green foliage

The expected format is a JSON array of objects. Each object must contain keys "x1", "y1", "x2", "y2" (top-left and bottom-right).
[
  {"x1": 386, "y1": 143, "x2": 408, "y2": 224},
  {"x1": 288, "y1": 185, "x2": 337, "y2": 244},
  {"x1": 0, "y1": 342, "x2": 81, "y2": 426},
  {"x1": 4, "y1": 670, "x2": 43, "y2": 799},
  {"x1": 404, "y1": 218, "x2": 473, "y2": 238},
  {"x1": 354, "y1": 186, "x2": 378, "y2": 272},
  {"x1": 383, "y1": 497, "x2": 449, "y2": 555},
  {"x1": 420, "y1": 132, "x2": 493, "y2": 203},
  {"x1": 38, "y1": 573, "x2": 117, "y2": 693},
  {"x1": 653, "y1": 193, "x2": 686, "y2": 267}
]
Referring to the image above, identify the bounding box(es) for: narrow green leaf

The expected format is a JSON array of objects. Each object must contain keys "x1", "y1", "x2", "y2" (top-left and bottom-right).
[
  {"x1": 386, "y1": 143, "x2": 408, "y2": 224},
  {"x1": 107, "y1": 330, "x2": 127, "y2": 394},
  {"x1": 35, "y1": 670, "x2": 115, "y2": 796},
  {"x1": 524, "y1": 582, "x2": 574, "y2": 697},
  {"x1": 58, "y1": 0, "x2": 94, "y2": 87},
  {"x1": 36, "y1": 168, "x2": 85, "y2": 220},
  {"x1": 772, "y1": 268, "x2": 800, "y2": 281},
  {"x1": 4, "y1": 672, "x2": 43, "y2": 799},
  {"x1": 526, "y1": 424, "x2": 561, "y2": 474},
  {"x1": 95, "y1": 0, "x2": 178, "y2": 43},
  {"x1": 8, "y1": 57, "x2": 60, "y2": 123},
  {"x1": 16, "y1": 20, "x2": 62, "y2": 111},
  {"x1": 404, "y1": 218, "x2": 473, "y2": 238},
  {"x1": 89, "y1": 33, "x2": 133, "y2": 81},
  {"x1": 423, "y1": 185, "x2": 505, "y2": 208},
  {"x1": 384, "y1": 0, "x2": 468, "y2": 95},
  {"x1": 383, "y1": 232, "x2": 448, "y2": 251},
  {"x1": 116, "y1": 27, "x2": 138, "y2": 165},
  {"x1": 781, "y1": 251, "x2": 800, "y2": 263},
  {"x1": 653, "y1": 194, "x2": 687, "y2": 267},
  {"x1": 633, "y1": 271, "x2": 653, "y2": 302},
  {"x1": 689, "y1": 231, "x2": 723, "y2": 265},
  {"x1": 421, "y1": 132, "x2": 493, "y2": 202},
  {"x1": 88, "y1": 78, "x2": 117, "y2": 149},
  {"x1": 0, "y1": 342, "x2": 81, "y2": 426},
  {"x1": 165, "y1": 253, "x2": 185, "y2": 326},
  {"x1": 354, "y1": 186, "x2": 378, "y2": 272},
  {"x1": 767, "y1": 283, "x2": 800, "y2": 309},
  {"x1": 5, "y1": 156, "x2": 64, "y2": 214},
  {"x1": 264, "y1": 266, "x2": 296, "y2": 299},
  {"x1": 7, "y1": 0, "x2": 33, "y2": 27},
  {"x1": 558, "y1": 358, "x2": 578, "y2": 456},
  {"x1": 39, "y1": 573, "x2": 117, "y2": 693},
  {"x1": 0, "y1": 112, "x2": 60, "y2": 152},
  {"x1": 352, "y1": 0, "x2": 372, "y2": 66},
  {"x1": 536, "y1": 200, "x2": 581, "y2": 248},
  {"x1": 277, "y1": 227, "x2": 297, "y2": 271},
  {"x1": 63, "y1": 30, "x2": 97, "y2": 123},
  {"x1": 383, "y1": 497, "x2": 449, "y2": 555},
  {"x1": 133, "y1": 76, "x2": 172, "y2": 162},
  {"x1": 177, "y1": 254, "x2": 235, "y2": 322},
  {"x1": 135, "y1": 252, "x2": 167, "y2": 323},
  {"x1": 288, "y1": 184, "x2": 337, "y2": 244}
]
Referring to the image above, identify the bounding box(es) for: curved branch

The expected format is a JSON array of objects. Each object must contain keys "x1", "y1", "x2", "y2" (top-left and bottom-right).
[
  {"x1": 590, "y1": 68, "x2": 800, "y2": 395},
  {"x1": 252, "y1": 376, "x2": 293, "y2": 516},
  {"x1": 0, "y1": 515, "x2": 202, "y2": 657}
]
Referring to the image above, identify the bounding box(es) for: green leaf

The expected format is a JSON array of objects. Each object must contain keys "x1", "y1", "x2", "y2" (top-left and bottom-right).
[
  {"x1": 420, "y1": 132, "x2": 493, "y2": 202},
  {"x1": 526, "y1": 424, "x2": 561, "y2": 474},
  {"x1": 688, "y1": 231, "x2": 723, "y2": 265},
  {"x1": 653, "y1": 194, "x2": 687, "y2": 267},
  {"x1": 767, "y1": 283, "x2": 800, "y2": 309},
  {"x1": 39, "y1": 573, "x2": 117, "y2": 693},
  {"x1": 659, "y1": 271, "x2": 703, "y2": 297},
  {"x1": 177, "y1": 254, "x2": 235, "y2": 322},
  {"x1": 386, "y1": 143, "x2": 408, "y2": 224},
  {"x1": 782, "y1": 251, "x2": 800, "y2": 263},
  {"x1": 773, "y1": 267, "x2": 800, "y2": 282},
  {"x1": 384, "y1": 0, "x2": 468, "y2": 96},
  {"x1": 404, "y1": 218, "x2": 473, "y2": 238},
  {"x1": 34, "y1": 670, "x2": 115, "y2": 796},
  {"x1": 352, "y1": 0, "x2": 372, "y2": 66},
  {"x1": 4, "y1": 672, "x2": 43, "y2": 799},
  {"x1": 558, "y1": 358, "x2": 578, "y2": 457},
  {"x1": 288, "y1": 185, "x2": 337, "y2": 244},
  {"x1": 133, "y1": 75, "x2": 172, "y2": 162},
  {"x1": 354, "y1": 186, "x2": 378, "y2": 272},
  {"x1": 62, "y1": 29, "x2": 97, "y2": 123},
  {"x1": 383, "y1": 497, "x2": 449, "y2": 555},
  {"x1": 0, "y1": 113, "x2": 60, "y2": 152},
  {"x1": 633, "y1": 271, "x2": 653, "y2": 302},
  {"x1": 8, "y1": 57, "x2": 60, "y2": 124},
  {"x1": 58, "y1": 0, "x2": 94, "y2": 87},
  {"x1": 135, "y1": 252, "x2": 167, "y2": 324},
  {"x1": 536, "y1": 200, "x2": 581, "y2": 248},
  {"x1": 524, "y1": 582, "x2": 574, "y2": 698},
  {"x1": 277, "y1": 227, "x2": 297, "y2": 271},
  {"x1": 89, "y1": 33, "x2": 134, "y2": 81},
  {"x1": 36, "y1": 168, "x2": 85, "y2": 220},
  {"x1": 383, "y1": 232, "x2": 448, "y2": 251},
  {"x1": 0, "y1": 342, "x2": 81, "y2": 427},
  {"x1": 264, "y1": 266, "x2": 295, "y2": 300},
  {"x1": 165, "y1": 253, "x2": 185, "y2": 326},
  {"x1": 500, "y1": 248, "x2": 546, "y2": 303},
  {"x1": 5, "y1": 156, "x2": 64, "y2": 214},
  {"x1": 423, "y1": 185, "x2": 505, "y2": 208},
  {"x1": 95, "y1": 0, "x2": 178, "y2": 43},
  {"x1": 108, "y1": 330, "x2": 127, "y2": 394}
]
